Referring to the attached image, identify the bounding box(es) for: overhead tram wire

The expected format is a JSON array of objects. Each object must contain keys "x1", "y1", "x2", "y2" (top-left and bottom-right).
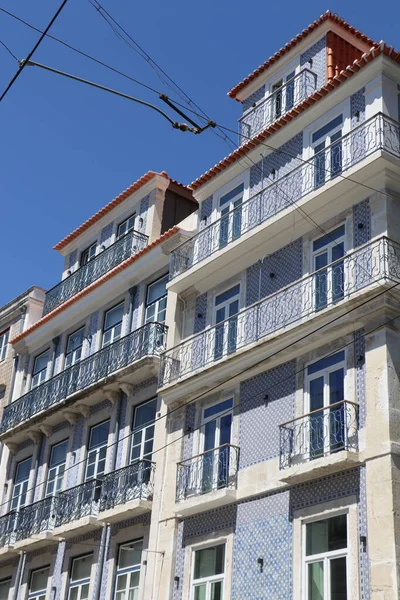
[
  {"x1": 0, "y1": 0, "x2": 69, "y2": 103},
  {"x1": 0, "y1": 39, "x2": 19, "y2": 62},
  {"x1": 2, "y1": 276, "x2": 400, "y2": 515}
]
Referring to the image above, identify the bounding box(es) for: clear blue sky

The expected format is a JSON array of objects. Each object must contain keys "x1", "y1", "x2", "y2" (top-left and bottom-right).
[{"x1": 0, "y1": 0, "x2": 399, "y2": 306}]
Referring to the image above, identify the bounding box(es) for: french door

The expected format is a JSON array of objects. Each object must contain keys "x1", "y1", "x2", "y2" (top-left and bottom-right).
[
  {"x1": 312, "y1": 225, "x2": 345, "y2": 311},
  {"x1": 201, "y1": 399, "x2": 233, "y2": 493},
  {"x1": 213, "y1": 285, "x2": 240, "y2": 361},
  {"x1": 218, "y1": 184, "x2": 244, "y2": 249}
]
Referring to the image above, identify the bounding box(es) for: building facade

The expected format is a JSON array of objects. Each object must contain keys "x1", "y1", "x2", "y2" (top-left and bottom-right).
[{"x1": 1, "y1": 10, "x2": 400, "y2": 600}]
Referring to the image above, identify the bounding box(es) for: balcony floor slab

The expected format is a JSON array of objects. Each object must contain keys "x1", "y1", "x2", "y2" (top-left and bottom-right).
[
  {"x1": 174, "y1": 488, "x2": 237, "y2": 518},
  {"x1": 279, "y1": 451, "x2": 362, "y2": 485},
  {"x1": 0, "y1": 544, "x2": 17, "y2": 559},
  {"x1": 13, "y1": 531, "x2": 57, "y2": 552},
  {"x1": 98, "y1": 499, "x2": 152, "y2": 524},
  {"x1": 52, "y1": 515, "x2": 101, "y2": 540}
]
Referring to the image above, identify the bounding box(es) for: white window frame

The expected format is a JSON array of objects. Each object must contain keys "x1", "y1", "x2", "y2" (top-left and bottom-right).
[
  {"x1": 28, "y1": 566, "x2": 50, "y2": 600},
  {"x1": 144, "y1": 274, "x2": 168, "y2": 325},
  {"x1": 113, "y1": 539, "x2": 143, "y2": 600},
  {"x1": 190, "y1": 542, "x2": 226, "y2": 600},
  {"x1": 0, "y1": 329, "x2": 9, "y2": 362},
  {"x1": 0, "y1": 577, "x2": 11, "y2": 600},
  {"x1": 302, "y1": 511, "x2": 349, "y2": 600},
  {"x1": 45, "y1": 439, "x2": 68, "y2": 497},
  {"x1": 102, "y1": 302, "x2": 124, "y2": 348},
  {"x1": 311, "y1": 114, "x2": 344, "y2": 189},
  {"x1": 80, "y1": 242, "x2": 97, "y2": 267},
  {"x1": 210, "y1": 284, "x2": 241, "y2": 363},
  {"x1": 31, "y1": 349, "x2": 50, "y2": 389},
  {"x1": 68, "y1": 554, "x2": 92, "y2": 600},
  {"x1": 311, "y1": 224, "x2": 347, "y2": 309},
  {"x1": 65, "y1": 327, "x2": 85, "y2": 369},
  {"x1": 85, "y1": 420, "x2": 110, "y2": 481},
  {"x1": 129, "y1": 398, "x2": 157, "y2": 464},
  {"x1": 117, "y1": 213, "x2": 136, "y2": 239},
  {"x1": 10, "y1": 456, "x2": 32, "y2": 511}
]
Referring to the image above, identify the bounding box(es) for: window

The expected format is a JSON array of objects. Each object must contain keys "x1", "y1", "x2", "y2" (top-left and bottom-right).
[
  {"x1": 306, "y1": 351, "x2": 345, "y2": 459},
  {"x1": 68, "y1": 555, "x2": 92, "y2": 600},
  {"x1": 80, "y1": 243, "x2": 96, "y2": 267},
  {"x1": 102, "y1": 303, "x2": 124, "y2": 347},
  {"x1": 0, "y1": 578, "x2": 11, "y2": 600},
  {"x1": 65, "y1": 328, "x2": 84, "y2": 368},
  {"x1": 145, "y1": 275, "x2": 168, "y2": 325},
  {"x1": 85, "y1": 420, "x2": 110, "y2": 481},
  {"x1": 272, "y1": 79, "x2": 283, "y2": 119},
  {"x1": 117, "y1": 214, "x2": 136, "y2": 239},
  {"x1": 0, "y1": 330, "x2": 9, "y2": 362},
  {"x1": 45, "y1": 440, "x2": 68, "y2": 496},
  {"x1": 218, "y1": 184, "x2": 244, "y2": 249},
  {"x1": 312, "y1": 225, "x2": 345, "y2": 310},
  {"x1": 31, "y1": 350, "x2": 50, "y2": 388},
  {"x1": 305, "y1": 514, "x2": 348, "y2": 600},
  {"x1": 28, "y1": 567, "x2": 49, "y2": 600},
  {"x1": 130, "y1": 398, "x2": 157, "y2": 464},
  {"x1": 191, "y1": 544, "x2": 225, "y2": 600},
  {"x1": 312, "y1": 115, "x2": 343, "y2": 188},
  {"x1": 114, "y1": 540, "x2": 143, "y2": 600},
  {"x1": 285, "y1": 71, "x2": 296, "y2": 111},
  {"x1": 11, "y1": 457, "x2": 31, "y2": 511},
  {"x1": 213, "y1": 285, "x2": 240, "y2": 360},
  {"x1": 201, "y1": 399, "x2": 233, "y2": 493}
]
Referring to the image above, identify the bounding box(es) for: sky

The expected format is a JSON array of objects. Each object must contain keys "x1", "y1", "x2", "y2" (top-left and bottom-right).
[{"x1": 0, "y1": 0, "x2": 399, "y2": 306}]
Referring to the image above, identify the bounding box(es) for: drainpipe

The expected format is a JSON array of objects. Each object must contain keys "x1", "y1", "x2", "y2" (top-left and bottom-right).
[
  {"x1": 93, "y1": 524, "x2": 109, "y2": 600},
  {"x1": 50, "y1": 336, "x2": 60, "y2": 378},
  {"x1": 127, "y1": 286, "x2": 137, "y2": 333},
  {"x1": 12, "y1": 551, "x2": 26, "y2": 600}
]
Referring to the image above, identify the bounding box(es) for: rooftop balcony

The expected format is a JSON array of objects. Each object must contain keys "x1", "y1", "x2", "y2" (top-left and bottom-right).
[
  {"x1": 175, "y1": 444, "x2": 239, "y2": 517},
  {"x1": 169, "y1": 113, "x2": 400, "y2": 290},
  {"x1": 1, "y1": 322, "x2": 166, "y2": 438},
  {"x1": 279, "y1": 400, "x2": 361, "y2": 484},
  {"x1": 239, "y1": 68, "x2": 317, "y2": 142},
  {"x1": 160, "y1": 237, "x2": 400, "y2": 393},
  {"x1": 43, "y1": 229, "x2": 148, "y2": 316}
]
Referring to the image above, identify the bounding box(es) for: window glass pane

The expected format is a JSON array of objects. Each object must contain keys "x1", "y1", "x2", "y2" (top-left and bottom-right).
[
  {"x1": 15, "y1": 458, "x2": 31, "y2": 483},
  {"x1": 118, "y1": 214, "x2": 135, "y2": 238},
  {"x1": 309, "y1": 378, "x2": 324, "y2": 412},
  {"x1": 313, "y1": 226, "x2": 345, "y2": 252},
  {"x1": 204, "y1": 399, "x2": 233, "y2": 420},
  {"x1": 308, "y1": 561, "x2": 324, "y2": 600},
  {"x1": 330, "y1": 557, "x2": 347, "y2": 599},
  {"x1": 104, "y1": 304, "x2": 124, "y2": 331},
  {"x1": 0, "y1": 330, "x2": 9, "y2": 361},
  {"x1": 194, "y1": 585, "x2": 207, "y2": 600},
  {"x1": 33, "y1": 351, "x2": 50, "y2": 375},
  {"x1": 147, "y1": 276, "x2": 168, "y2": 305},
  {"x1": 215, "y1": 285, "x2": 240, "y2": 306},
  {"x1": 69, "y1": 588, "x2": 79, "y2": 600},
  {"x1": 71, "y1": 555, "x2": 92, "y2": 581},
  {"x1": 307, "y1": 351, "x2": 345, "y2": 376},
  {"x1": 219, "y1": 183, "x2": 244, "y2": 207},
  {"x1": 118, "y1": 541, "x2": 143, "y2": 569},
  {"x1": 67, "y1": 329, "x2": 84, "y2": 354},
  {"x1": 329, "y1": 369, "x2": 344, "y2": 405},
  {"x1": 312, "y1": 115, "x2": 343, "y2": 143},
  {"x1": 50, "y1": 440, "x2": 68, "y2": 467},
  {"x1": 133, "y1": 399, "x2": 157, "y2": 429},
  {"x1": 306, "y1": 515, "x2": 347, "y2": 556},
  {"x1": 194, "y1": 545, "x2": 225, "y2": 580},
  {"x1": 89, "y1": 421, "x2": 110, "y2": 449},
  {"x1": 0, "y1": 579, "x2": 10, "y2": 600},
  {"x1": 30, "y1": 567, "x2": 49, "y2": 592},
  {"x1": 211, "y1": 581, "x2": 223, "y2": 600}
]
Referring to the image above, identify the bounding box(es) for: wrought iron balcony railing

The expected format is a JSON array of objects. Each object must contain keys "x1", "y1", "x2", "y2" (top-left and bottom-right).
[
  {"x1": 15, "y1": 496, "x2": 55, "y2": 542},
  {"x1": 161, "y1": 237, "x2": 400, "y2": 386},
  {"x1": 279, "y1": 400, "x2": 359, "y2": 470},
  {"x1": 1, "y1": 321, "x2": 167, "y2": 434},
  {"x1": 176, "y1": 444, "x2": 240, "y2": 502},
  {"x1": 239, "y1": 68, "x2": 317, "y2": 141},
  {"x1": 43, "y1": 229, "x2": 148, "y2": 315},
  {"x1": 54, "y1": 479, "x2": 101, "y2": 528},
  {"x1": 99, "y1": 460, "x2": 155, "y2": 512},
  {"x1": 170, "y1": 113, "x2": 400, "y2": 280},
  {"x1": 0, "y1": 511, "x2": 17, "y2": 548}
]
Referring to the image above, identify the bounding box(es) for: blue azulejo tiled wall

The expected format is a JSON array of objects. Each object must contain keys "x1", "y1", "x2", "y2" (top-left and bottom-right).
[
  {"x1": 239, "y1": 361, "x2": 296, "y2": 469},
  {"x1": 300, "y1": 36, "x2": 326, "y2": 89},
  {"x1": 353, "y1": 199, "x2": 371, "y2": 247}
]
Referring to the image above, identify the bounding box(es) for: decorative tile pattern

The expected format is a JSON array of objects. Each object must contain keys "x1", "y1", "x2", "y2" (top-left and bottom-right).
[
  {"x1": 130, "y1": 285, "x2": 140, "y2": 333},
  {"x1": 16, "y1": 438, "x2": 33, "y2": 453},
  {"x1": 353, "y1": 199, "x2": 371, "y2": 247},
  {"x1": 200, "y1": 196, "x2": 213, "y2": 225},
  {"x1": 354, "y1": 329, "x2": 366, "y2": 427},
  {"x1": 246, "y1": 239, "x2": 303, "y2": 305},
  {"x1": 242, "y1": 85, "x2": 266, "y2": 113},
  {"x1": 115, "y1": 393, "x2": 128, "y2": 470},
  {"x1": 83, "y1": 311, "x2": 99, "y2": 358},
  {"x1": 191, "y1": 293, "x2": 208, "y2": 370},
  {"x1": 52, "y1": 420, "x2": 70, "y2": 434},
  {"x1": 100, "y1": 222, "x2": 114, "y2": 247},
  {"x1": 139, "y1": 194, "x2": 150, "y2": 234},
  {"x1": 232, "y1": 492, "x2": 292, "y2": 600},
  {"x1": 351, "y1": 88, "x2": 366, "y2": 126},
  {"x1": 173, "y1": 521, "x2": 185, "y2": 600},
  {"x1": 89, "y1": 399, "x2": 111, "y2": 416},
  {"x1": 54, "y1": 334, "x2": 65, "y2": 374},
  {"x1": 68, "y1": 249, "x2": 78, "y2": 269},
  {"x1": 52, "y1": 541, "x2": 66, "y2": 600},
  {"x1": 183, "y1": 404, "x2": 196, "y2": 460},
  {"x1": 239, "y1": 361, "x2": 296, "y2": 468},
  {"x1": 33, "y1": 435, "x2": 47, "y2": 502},
  {"x1": 300, "y1": 36, "x2": 326, "y2": 88},
  {"x1": 66, "y1": 528, "x2": 102, "y2": 550},
  {"x1": 26, "y1": 544, "x2": 55, "y2": 561},
  {"x1": 110, "y1": 512, "x2": 151, "y2": 536},
  {"x1": 99, "y1": 526, "x2": 112, "y2": 600},
  {"x1": 66, "y1": 415, "x2": 84, "y2": 488},
  {"x1": 290, "y1": 468, "x2": 360, "y2": 515}
]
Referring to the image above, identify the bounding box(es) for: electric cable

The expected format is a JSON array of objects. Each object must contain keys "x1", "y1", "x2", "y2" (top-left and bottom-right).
[{"x1": 0, "y1": 39, "x2": 18, "y2": 62}]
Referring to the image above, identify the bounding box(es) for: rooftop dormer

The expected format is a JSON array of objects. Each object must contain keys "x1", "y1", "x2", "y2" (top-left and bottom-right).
[{"x1": 231, "y1": 11, "x2": 374, "y2": 141}]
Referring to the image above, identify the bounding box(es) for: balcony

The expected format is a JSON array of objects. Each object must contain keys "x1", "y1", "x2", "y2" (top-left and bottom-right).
[
  {"x1": 98, "y1": 460, "x2": 155, "y2": 522},
  {"x1": 43, "y1": 230, "x2": 148, "y2": 315},
  {"x1": 279, "y1": 400, "x2": 360, "y2": 483},
  {"x1": 175, "y1": 444, "x2": 240, "y2": 517},
  {"x1": 239, "y1": 68, "x2": 317, "y2": 141},
  {"x1": 1, "y1": 322, "x2": 167, "y2": 436},
  {"x1": 14, "y1": 496, "x2": 55, "y2": 550},
  {"x1": 170, "y1": 113, "x2": 400, "y2": 283},
  {"x1": 53, "y1": 479, "x2": 101, "y2": 538},
  {"x1": 161, "y1": 237, "x2": 400, "y2": 389},
  {"x1": 0, "y1": 512, "x2": 17, "y2": 555}
]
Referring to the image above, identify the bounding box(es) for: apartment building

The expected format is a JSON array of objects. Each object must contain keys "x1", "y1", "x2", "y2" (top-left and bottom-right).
[
  {"x1": 1, "y1": 9, "x2": 400, "y2": 600},
  {"x1": 0, "y1": 171, "x2": 197, "y2": 599},
  {"x1": 153, "y1": 11, "x2": 400, "y2": 600}
]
